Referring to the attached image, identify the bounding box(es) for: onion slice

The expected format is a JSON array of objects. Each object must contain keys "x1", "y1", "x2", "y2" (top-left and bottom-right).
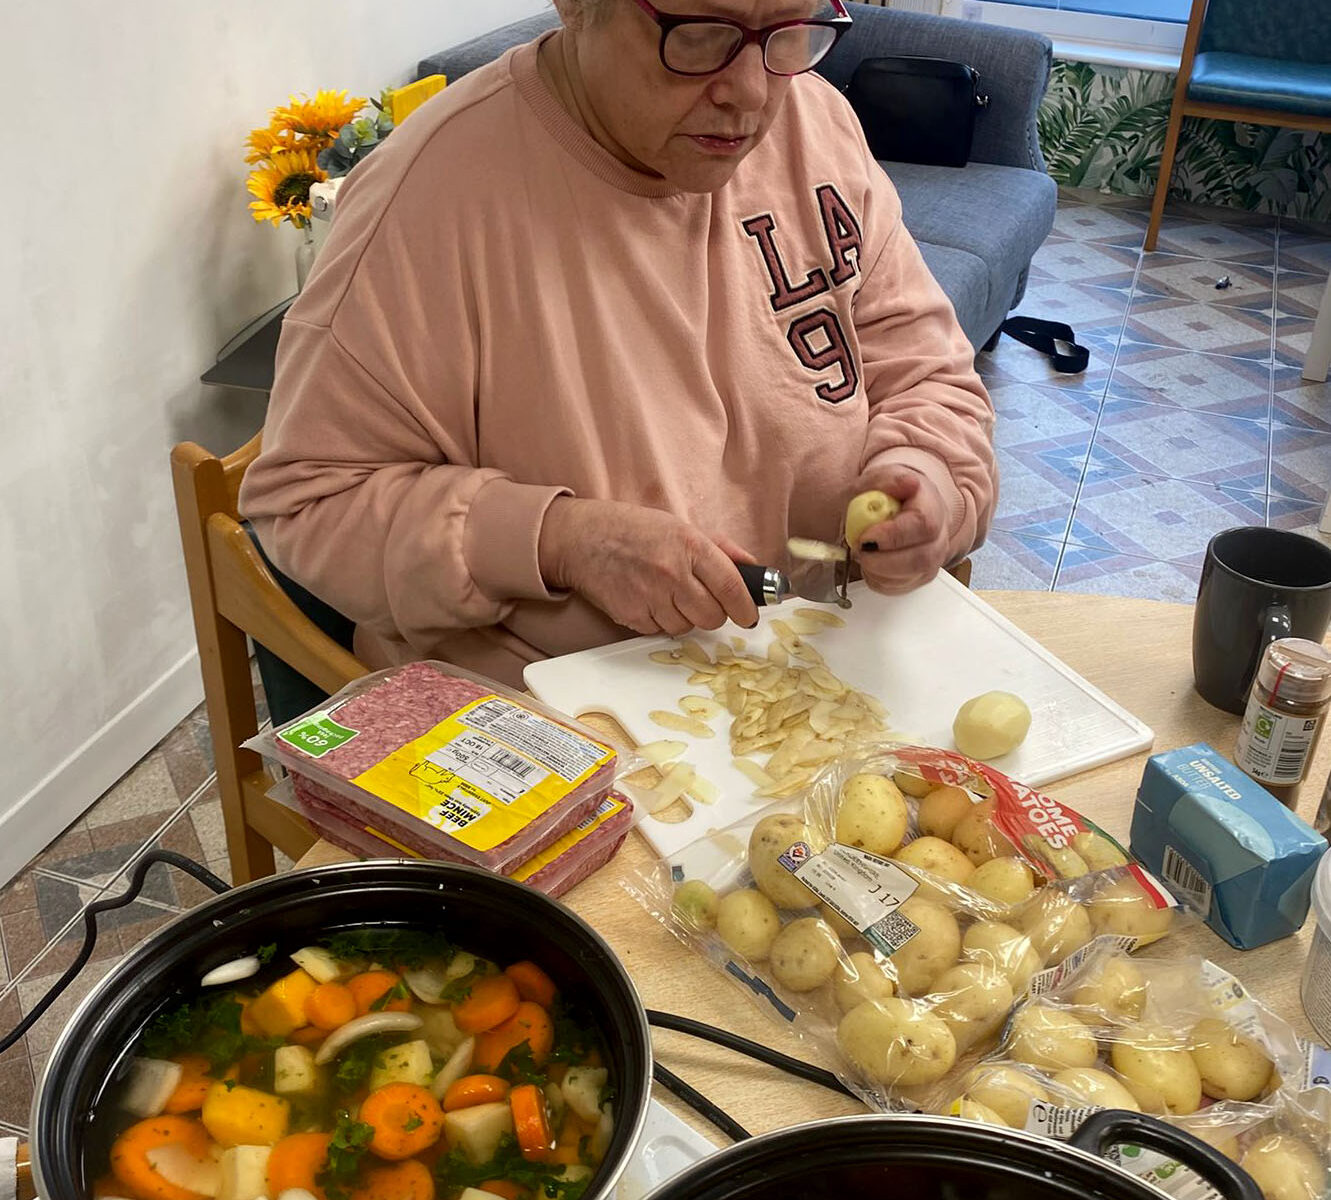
[{"x1": 314, "y1": 1012, "x2": 423, "y2": 1066}]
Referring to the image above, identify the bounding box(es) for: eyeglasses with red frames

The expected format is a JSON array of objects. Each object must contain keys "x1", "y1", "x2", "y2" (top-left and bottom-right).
[{"x1": 629, "y1": 0, "x2": 853, "y2": 77}]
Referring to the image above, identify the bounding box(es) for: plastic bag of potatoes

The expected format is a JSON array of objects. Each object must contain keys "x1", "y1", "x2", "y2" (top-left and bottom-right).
[{"x1": 625, "y1": 744, "x2": 1184, "y2": 1112}]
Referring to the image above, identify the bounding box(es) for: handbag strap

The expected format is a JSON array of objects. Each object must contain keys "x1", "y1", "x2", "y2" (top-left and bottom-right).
[{"x1": 1000, "y1": 315, "x2": 1090, "y2": 374}]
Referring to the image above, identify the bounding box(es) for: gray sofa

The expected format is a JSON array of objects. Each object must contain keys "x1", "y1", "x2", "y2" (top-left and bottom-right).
[{"x1": 419, "y1": 3, "x2": 1057, "y2": 351}]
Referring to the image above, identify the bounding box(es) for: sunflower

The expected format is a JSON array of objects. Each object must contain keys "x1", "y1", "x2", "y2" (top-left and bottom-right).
[
  {"x1": 244, "y1": 124, "x2": 303, "y2": 164},
  {"x1": 246, "y1": 148, "x2": 327, "y2": 228},
  {"x1": 270, "y1": 89, "x2": 367, "y2": 142}
]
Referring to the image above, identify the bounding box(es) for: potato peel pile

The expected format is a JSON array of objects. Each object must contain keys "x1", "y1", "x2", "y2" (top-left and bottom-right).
[{"x1": 643, "y1": 611, "x2": 889, "y2": 809}]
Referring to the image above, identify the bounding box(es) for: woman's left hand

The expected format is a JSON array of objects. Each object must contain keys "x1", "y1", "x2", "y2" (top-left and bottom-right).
[{"x1": 852, "y1": 465, "x2": 951, "y2": 595}]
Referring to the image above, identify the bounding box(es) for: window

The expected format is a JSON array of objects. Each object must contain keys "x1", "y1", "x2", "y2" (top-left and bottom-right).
[{"x1": 984, "y1": 0, "x2": 1188, "y2": 19}]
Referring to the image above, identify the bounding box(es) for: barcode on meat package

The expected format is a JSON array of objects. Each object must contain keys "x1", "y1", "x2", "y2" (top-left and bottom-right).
[
  {"x1": 1162, "y1": 844, "x2": 1212, "y2": 913},
  {"x1": 485, "y1": 746, "x2": 541, "y2": 780},
  {"x1": 460, "y1": 698, "x2": 606, "y2": 782}
]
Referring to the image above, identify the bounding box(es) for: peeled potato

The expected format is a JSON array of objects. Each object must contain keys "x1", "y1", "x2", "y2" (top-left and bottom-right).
[
  {"x1": 1241, "y1": 1135, "x2": 1327, "y2": 1200},
  {"x1": 820, "y1": 902, "x2": 859, "y2": 941},
  {"x1": 837, "y1": 774, "x2": 909, "y2": 857},
  {"x1": 960, "y1": 1064, "x2": 1049, "y2": 1128},
  {"x1": 846, "y1": 489, "x2": 901, "y2": 549},
  {"x1": 672, "y1": 880, "x2": 720, "y2": 931},
  {"x1": 955, "y1": 1098, "x2": 1009, "y2": 1126},
  {"x1": 834, "y1": 949, "x2": 896, "y2": 1013},
  {"x1": 951, "y1": 799, "x2": 1008, "y2": 867},
  {"x1": 968, "y1": 857, "x2": 1037, "y2": 906},
  {"x1": 930, "y1": 963, "x2": 1014, "y2": 1052},
  {"x1": 1007, "y1": 1005, "x2": 1099, "y2": 1072},
  {"x1": 917, "y1": 785, "x2": 975, "y2": 841},
  {"x1": 769, "y1": 918, "x2": 841, "y2": 992},
  {"x1": 1089, "y1": 877, "x2": 1173, "y2": 946},
  {"x1": 1110, "y1": 1024, "x2": 1203, "y2": 1115},
  {"x1": 894, "y1": 836, "x2": 975, "y2": 886},
  {"x1": 953, "y1": 691, "x2": 1032, "y2": 760},
  {"x1": 889, "y1": 896, "x2": 961, "y2": 994},
  {"x1": 893, "y1": 771, "x2": 935, "y2": 799},
  {"x1": 1190, "y1": 1017, "x2": 1273, "y2": 1101},
  {"x1": 837, "y1": 998, "x2": 956, "y2": 1087},
  {"x1": 1051, "y1": 1067, "x2": 1141, "y2": 1111},
  {"x1": 1071, "y1": 830, "x2": 1128, "y2": 871},
  {"x1": 1071, "y1": 956, "x2": 1147, "y2": 1022},
  {"x1": 962, "y1": 920, "x2": 1043, "y2": 993},
  {"x1": 748, "y1": 814, "x2": 817, "y2": 910},
  {"x1": 1018, "y1": 891, "x2": 1092, "y2": 964},
  {"x1": 716, "y1": 889, "x2": 782, "y2": 961}
]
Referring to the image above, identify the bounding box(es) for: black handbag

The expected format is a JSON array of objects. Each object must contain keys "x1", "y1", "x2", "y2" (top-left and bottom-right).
[{"x1": 846, "y1": 56, "x2": 990, "y2": 168}]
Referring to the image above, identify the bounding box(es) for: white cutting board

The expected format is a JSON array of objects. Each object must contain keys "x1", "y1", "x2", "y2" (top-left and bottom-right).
[{"x1": 524, "y1": 573, "x2": 1153, "y2": 860}]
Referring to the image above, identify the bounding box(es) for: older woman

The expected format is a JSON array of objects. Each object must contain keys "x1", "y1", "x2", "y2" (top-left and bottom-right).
[{"x1": 240, "y1": 0, "x2": 997, "y2": 687}]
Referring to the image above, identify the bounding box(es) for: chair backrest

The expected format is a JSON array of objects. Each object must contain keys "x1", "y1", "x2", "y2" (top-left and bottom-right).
[{"x1": 1197, "y1": 0, "x2": 1331, "y2": 66}]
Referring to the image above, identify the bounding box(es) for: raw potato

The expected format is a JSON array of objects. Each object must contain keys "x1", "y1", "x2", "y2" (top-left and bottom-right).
[
  {"x1": 835, "y1": 950, "x2": 896, "y2": 1012},
  {"x1": 1189, "y1": 1017, "x2": 1273, "y2": 1101},
  {"x1": 893, "y1": 771, "x2": 935, "y2": 799},
  {"x1": 968, "y1": 857, "x2": 1037, "y2": 907},
  {"x1": 837, "y1": 774, "x2": 909, "y2": 857},
  {"x1": 953, "y1": 691, "x2": 1032, "y2": 760},
  {"x1": 1071, "y1": 830, "x2": 1128, "y2": 871},
  {"x1": 672, "y1": 880, "x2": 720, "y2": 932},
  {"x1": 1110, "y1": 1025, "x2": 1203, "y2": 1115},
  {"x1": 845, "y1": 490, "x2": 901, "y2": 549},
  {"x1": 769, "y1": 918, "x2": 841, "y2": 992},
  {"x1": 836, "y1": 998, "x2": 957, "y2": 1087},
  {"x1": 930, "y1": 963, "x2": 1014, "y2": 1052},
  {"x1": 889, "y1": 897, "x2": 962, "y2": 994},
  {"x1": 1071, "y1": 957, "x2": 1147, "y2": 1022},
  {"x1": 917, "y1": 786, "x2": 974, "y2": 841},
  {"x1": 962, "y1": 921, "x2": 1043, "y2": 993},
  {"x1": 748, "y1": 814, "x2": 818, "y2": 910},
  {"x1": 1241, "y1": 1135, "x2": 1327, "y2": 1200},
  {"x1": 1007, "y1": 1005, "x2": 1099, "y2": 1072},
  {"x1": 960, "y1": 1064, "x2": 1050, "y2": 1128},
  {"x1": 894, "y1": 837, "x2": 975, "y2": 886},
  {"x1": 1018, "y1": 891, "x2": 1092, "y2": 964},
  {"x1": 1176, "y1": 1118, "x2": 1241, "y2": 1161},
  {"x1": 1051, "y1": 1068, "x2": 1141, "y2": 1111},
  {"x1": 716, "y1": 889, "x2": 782, "y2": 961},
  {"x1": 1089, "y1": 877, "x2": 1173, "y2": 946},
  {"x1": 951, "y1": 799, "x2": 1008, "y2": 867},
  {"x1": 955, "y1": 1098, "x2": 1009, "y2": 1126},
  {"x1": 820, "y1": 903, "x2": 859, "y2": 940}
]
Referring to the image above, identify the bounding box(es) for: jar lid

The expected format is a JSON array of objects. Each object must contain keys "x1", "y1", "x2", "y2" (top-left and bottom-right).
[{"x1": 1257, "y1": 638, "x2": 1331, "y2": 705}]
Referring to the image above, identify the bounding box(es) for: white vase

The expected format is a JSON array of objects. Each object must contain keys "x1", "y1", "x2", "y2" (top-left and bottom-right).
[{"x1": 294, "y1": 223, "x2": 316, "y2": 291}]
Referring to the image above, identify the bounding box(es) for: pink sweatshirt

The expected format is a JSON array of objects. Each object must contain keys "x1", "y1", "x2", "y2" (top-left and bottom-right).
[{"x1": 240, "y1": 34, "x2": 997, "y2": 688}]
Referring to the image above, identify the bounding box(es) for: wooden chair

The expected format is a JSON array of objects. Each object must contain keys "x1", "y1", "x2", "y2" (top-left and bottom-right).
[
  {"x1": 1146, "y1": 0, "x2": 1331, "y2": 252},
  {"x1": 171, "y1": 436, "x2": 368, "y2": 884}
]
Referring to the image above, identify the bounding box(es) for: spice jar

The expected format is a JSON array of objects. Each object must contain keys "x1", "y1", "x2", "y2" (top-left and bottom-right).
[{"x1": 1234, "y1": 638, "x2": 1331, "y2": 809}]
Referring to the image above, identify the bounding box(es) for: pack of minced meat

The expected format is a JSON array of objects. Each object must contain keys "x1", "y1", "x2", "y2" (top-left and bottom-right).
[
  {"x1": 247, "y1": 661, "x2": 626, "y2": 873},
  {"x1": 265, "y1": 777, "x2": 634, "y2": 898}
]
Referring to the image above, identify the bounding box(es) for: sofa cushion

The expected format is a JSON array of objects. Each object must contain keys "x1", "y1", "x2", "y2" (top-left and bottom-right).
[
  {"x1": 888, "y1": 160, "x2": 1055, "y2": 317},
  {"x1": 915, "y1": 242, "x2": 991, "y2": 346},
  {"x1": 418, "y1": 12, "x2": 559, "y2": 82}
]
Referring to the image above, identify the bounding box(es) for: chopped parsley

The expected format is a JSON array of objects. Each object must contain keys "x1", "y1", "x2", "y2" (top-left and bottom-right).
[
  {"x1": 434, "y1": 1135, "x2": 591, "y2": 1199},
  {"x1": 495, "y1": 1040, "x2": 544, "y2": 1085},
  {"x1": 255, "y1": 943, "x2": 277, "y2": 965},
  {"x1": 369, "y1": 980, "x2": 410, "y2": 1012},
  {"x1": 332, "y1": 1034, "x2": 399, "y2": 1097},
  {"x1": 548, "y1": 1007, "x2": 601, "y2": 1065},
  {"x1": 320, "y1": 928, "x2": 454, "y2": 970},
  {"x1": 317, "y1": 1111, "x2": 374, "y2": 1200},
  {"x1": 138, "y1": 993, "x2": 278, "y2": 1072},
  {"x1": 404, "y1": 1113, "x2": 423, "y2": 1131}
]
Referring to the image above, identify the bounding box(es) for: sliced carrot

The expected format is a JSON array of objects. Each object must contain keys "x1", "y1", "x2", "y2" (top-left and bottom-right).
[
  {"x1": 109, "y1": 1115, "x2": 214, "y2": 1200},
  {"x1": 442, "y1": 1073, "x2": 511, "y2": 1112},
  {"x1": 480, "y1": 1182, "x2": 530, "y2": 1200},
  {"x1": 306, "y1": 980, "x2": 357, "y2": 1030},
  {"x1": 92, "y1": 1176, "x2": 128, "y2": 1199},
  {"x1": 163, "y1": 1055, "x2": 235, "y2": 1115},
  {"x1": 510, "y1": 1083, "x2": 556, "y2": 1162},
  {"x1": 504, "y1": 962, "x2": 557, "y2": 1009},
  {"x1": 548, "y1": 1110, "x2": 582, "y2": 1165},
  {"x1": 266, "y1": 1131, "x2": 332, "y2": 1199},
  {"x1": 347, "y1": 970, "x2": 410, "y2": 1016},
  {"x1": 359, "y1": 1082, "x2": 444, "y2": 1160},
  {"x1": 474, "y1": 1002, "x2": 554, "y2": 1071},
  {"x1": 288, "y1": 1024, "x2": 327, "y2": 1047},
  {"x1": 349, "y1": 1158, "x2": 436, "y2": 1200},
  {"x1": 453, "y1": 973, "x2": 521, "y2": 1034}
]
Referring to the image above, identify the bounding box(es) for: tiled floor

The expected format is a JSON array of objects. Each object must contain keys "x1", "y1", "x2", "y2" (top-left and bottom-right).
[
  {"x1": 1, "y1": 188, "x2": 1328, "y2": 1137},
  {"x1": 972, "y1": 189, "x2": 1331, "y2": 600}
]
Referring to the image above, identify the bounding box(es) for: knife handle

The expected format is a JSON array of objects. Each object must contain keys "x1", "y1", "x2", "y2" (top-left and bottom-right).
[{"x1": 737, "y1": 563, "x2": 789, "y2": 607}]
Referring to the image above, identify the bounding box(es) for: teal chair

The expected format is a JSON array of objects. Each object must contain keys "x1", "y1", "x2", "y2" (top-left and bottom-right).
[{"x1": 1146, "y1": 0, "x2": 1331, "y2": 250}]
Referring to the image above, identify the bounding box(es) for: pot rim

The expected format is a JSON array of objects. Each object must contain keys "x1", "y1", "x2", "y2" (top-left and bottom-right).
[{"x1": 32, "y1": 857, "x2": 653, "y2": 1200}]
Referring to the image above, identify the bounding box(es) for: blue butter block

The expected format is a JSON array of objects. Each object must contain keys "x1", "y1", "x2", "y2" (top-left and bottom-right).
[{"x1": 1130, "y1": 743, "x2": 1325, "y2": 950}]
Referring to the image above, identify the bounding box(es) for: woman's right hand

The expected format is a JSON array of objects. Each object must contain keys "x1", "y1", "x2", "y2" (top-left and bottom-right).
[{"x1": 537, "y1": 497, "x2": 759, "y2": 636}]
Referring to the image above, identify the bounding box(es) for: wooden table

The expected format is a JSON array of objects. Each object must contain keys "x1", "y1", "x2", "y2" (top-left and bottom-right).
[{"x1": 295, "y1": 591, "x2": 1329, "y2": 1146}]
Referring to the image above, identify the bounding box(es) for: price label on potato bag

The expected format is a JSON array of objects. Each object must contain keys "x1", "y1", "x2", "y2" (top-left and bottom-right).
[{"x1": 787, "y1": 842, "x2": 919, "y2": 956}]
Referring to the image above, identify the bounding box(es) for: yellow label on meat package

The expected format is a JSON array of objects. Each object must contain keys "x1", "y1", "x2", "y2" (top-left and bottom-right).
[
  {"x1": 510, "y1": 794, "x2": 626, "y2": 882},
  {"x1": 350, "y1": 695, "x2": 614, "y2": 852}
]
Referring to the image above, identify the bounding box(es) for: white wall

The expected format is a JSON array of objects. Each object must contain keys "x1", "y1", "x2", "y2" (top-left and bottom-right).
[{"x1": 0, "y1": 0, "x2": 551, "y2": 885}]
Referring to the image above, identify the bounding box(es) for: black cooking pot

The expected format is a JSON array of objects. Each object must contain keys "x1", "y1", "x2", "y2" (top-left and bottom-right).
[
  {"x1": 28, "y1": 854, "x2": 652, "y2": 1200},
  {"x1": 642, "y1": 1111, "x2": 1263, "y2": 1200}
]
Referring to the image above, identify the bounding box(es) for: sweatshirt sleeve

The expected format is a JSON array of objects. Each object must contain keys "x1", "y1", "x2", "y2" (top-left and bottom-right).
[
  {"x1": 238, "y1": 147, "x2": 569, "y2": 657},
  {"x1": 851, "y1": 173, "x2": 998, "y2": 563}
]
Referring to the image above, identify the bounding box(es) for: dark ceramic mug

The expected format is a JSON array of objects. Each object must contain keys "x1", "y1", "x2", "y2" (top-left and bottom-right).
[{"x1": 1193, "y1": 527, "x2": 1331, "y2": 714}]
